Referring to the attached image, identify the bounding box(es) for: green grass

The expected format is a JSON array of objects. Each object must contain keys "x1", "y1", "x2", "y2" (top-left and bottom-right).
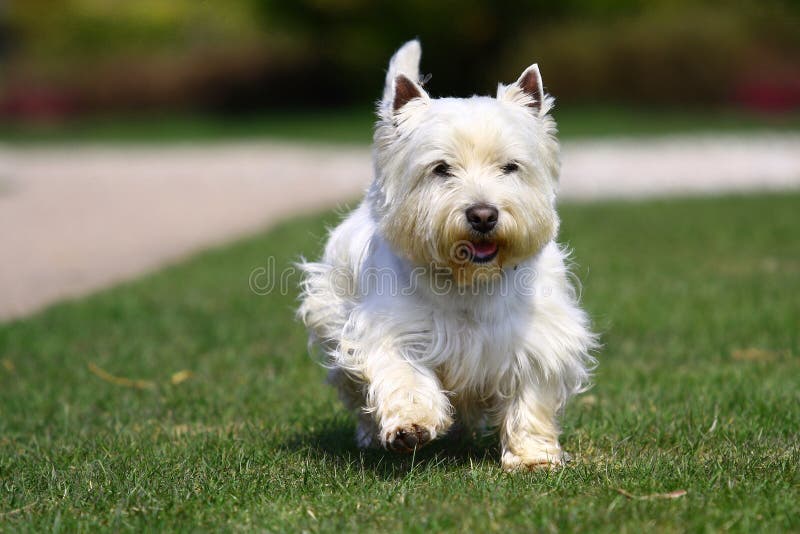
[
  {"x1": 1, "y1": 106, "x2": 799, "y2": 144},
  {"x1": 1, "y1": 193, "x2": 799, "y2": 531}
]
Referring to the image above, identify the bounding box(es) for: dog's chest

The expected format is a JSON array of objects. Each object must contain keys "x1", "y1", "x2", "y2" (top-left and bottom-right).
[{"x1": 431, "y1": 299, "x2": 526, "y2": 395}]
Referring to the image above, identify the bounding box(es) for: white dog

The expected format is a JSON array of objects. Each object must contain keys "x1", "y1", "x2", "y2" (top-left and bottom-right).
[{"x1": 298, "y1": 40, "x2": 596, "y2": 470}]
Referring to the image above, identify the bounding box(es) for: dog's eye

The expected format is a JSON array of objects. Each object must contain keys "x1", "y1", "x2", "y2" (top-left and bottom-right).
[
  {"x1": 501, "y1": 162, "x2": 519, "y2": 174},
  {"x1": 433, "y1": 162, "x2": 452, "y2": 177}
]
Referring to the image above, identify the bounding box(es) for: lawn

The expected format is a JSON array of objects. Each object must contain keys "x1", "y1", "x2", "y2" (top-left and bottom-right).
[
  {"x1": 1, "y1": 106, "x2": 799, "y2": 144},
  {"x1": 1, "y1": 193, "x2": 798, "y2": 531}
]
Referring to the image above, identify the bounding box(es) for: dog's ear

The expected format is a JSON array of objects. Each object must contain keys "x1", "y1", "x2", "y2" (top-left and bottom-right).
[
  {"x1": 392, "y1": 74, "x2": 425, "y2": 111},
  {"x1": 381, "y1": 40, "x2": 429, "y2": 116},
  {"x1": 498, "y1": 63, "x2": 549, "y2": 116},
  {"x1": 516, "y1": 65, "x2": 544, "y2": 111}
]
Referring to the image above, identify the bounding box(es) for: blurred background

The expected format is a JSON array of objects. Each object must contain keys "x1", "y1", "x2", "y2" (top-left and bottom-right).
[
  {"x1": 1, "y1": 0, "x2": 799, "y2": 320},
  {"x1": 2, "y1": 0, "x2": 799, "y2": 124}
]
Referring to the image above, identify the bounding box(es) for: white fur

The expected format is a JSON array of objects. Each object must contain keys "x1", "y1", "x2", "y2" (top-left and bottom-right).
[{"x1": 298, "y1": 40, "x2": 597, "y2": 470}]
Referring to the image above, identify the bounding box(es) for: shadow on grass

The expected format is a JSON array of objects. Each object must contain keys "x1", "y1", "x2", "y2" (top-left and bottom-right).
[{"x1": 281, "y1": 416, "x2": 501, "y2": 479}]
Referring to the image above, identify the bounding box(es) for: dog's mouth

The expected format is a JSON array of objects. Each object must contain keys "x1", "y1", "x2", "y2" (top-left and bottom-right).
[{"x1": 468, "y1": 241, "x2": 499, "y2": 263}]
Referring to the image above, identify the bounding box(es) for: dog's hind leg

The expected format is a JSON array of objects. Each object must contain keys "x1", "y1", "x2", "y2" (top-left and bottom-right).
[{"x1": 327, "y1": 368, "x2": 379, "y2": 448}]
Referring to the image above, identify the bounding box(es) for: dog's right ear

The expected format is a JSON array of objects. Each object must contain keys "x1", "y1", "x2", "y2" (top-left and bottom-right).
[
  {"x1": 381, "y1": 40, "x2": 429, "y2": 118},
  {"x1": 392, "y1": 74, "x2": 425, "y2": 111}
]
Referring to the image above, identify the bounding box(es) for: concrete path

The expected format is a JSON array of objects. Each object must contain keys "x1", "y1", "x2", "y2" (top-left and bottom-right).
[{"x1": 1, "y1": 134, "x2": 799, "y2": 321}]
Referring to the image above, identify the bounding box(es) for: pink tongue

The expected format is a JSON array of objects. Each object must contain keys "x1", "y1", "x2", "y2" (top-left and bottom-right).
[{"x1": 472, "y1": 242, "x2": 498, "y2": 257}]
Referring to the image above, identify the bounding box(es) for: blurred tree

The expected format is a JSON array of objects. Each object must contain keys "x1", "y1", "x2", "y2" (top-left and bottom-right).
[
  {"x1": 252, "y1": 0, "x2": 576, "y2": 101},
  {"x1": 498, "y1": 0, "x2": 800, "y2": 106},
  {"x1": 1, "y1": 0, "x2": 798, "y2": 116}
]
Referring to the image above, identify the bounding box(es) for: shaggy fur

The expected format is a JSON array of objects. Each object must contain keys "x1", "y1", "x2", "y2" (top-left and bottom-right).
[{"x1": 298, "y1": 40, "x2": 597, "y2": 470}]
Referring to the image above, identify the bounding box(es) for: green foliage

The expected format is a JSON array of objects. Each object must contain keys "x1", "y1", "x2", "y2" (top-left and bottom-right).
[
  {"x1": 1, "y1": 193, "x2": 798, "y2": 531},
  {"x1": 499, "y1": 2, "x2": 800, "y2": 104},
  {"x1": 231, "y1": 0, "x2": 800, "y2": 104},
  {"x1": 4, "y1": 0, "x2": 798, "y2": 108},
  {"x1": 1, "y1": 106, "x2": 799, "y2": 144},
  {"x1": 7, "y1": 0, "x2": 265, "y2": 62}
]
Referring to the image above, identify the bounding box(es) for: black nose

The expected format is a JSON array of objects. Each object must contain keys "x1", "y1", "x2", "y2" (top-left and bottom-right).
[{"x1": 465, "y1": 204, "x2": 498, "y2": 233}]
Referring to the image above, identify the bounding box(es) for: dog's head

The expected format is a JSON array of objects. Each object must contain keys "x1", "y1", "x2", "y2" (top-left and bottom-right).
[{"x1": 368, "y1": 40, "x2": 561, "y2": 284}]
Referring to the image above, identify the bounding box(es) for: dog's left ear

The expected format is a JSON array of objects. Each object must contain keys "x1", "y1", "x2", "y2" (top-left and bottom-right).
[{"x1": 498, "y1": 64, "x2": 548, "y2": 116}]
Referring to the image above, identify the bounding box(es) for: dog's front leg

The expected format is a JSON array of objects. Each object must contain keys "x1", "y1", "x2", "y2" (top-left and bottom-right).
[
  {"x1": 498, "y1": 381, "x2": 564, "y2": 471},
  {"x1": 362, "y1": 350, "x2": 452, "y2": 453}
]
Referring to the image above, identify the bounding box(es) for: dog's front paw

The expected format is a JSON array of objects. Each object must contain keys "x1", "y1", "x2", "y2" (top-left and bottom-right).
[
  {"x1": 501, "y1": 449, "x2": 565, "y2": 472},
  {"x1": 384, "y1": 424, "x2": 433, "y2": 453}
]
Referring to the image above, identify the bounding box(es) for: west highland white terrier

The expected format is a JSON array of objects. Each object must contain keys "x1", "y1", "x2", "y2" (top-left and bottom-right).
[{"x1": 299, "y1": 40, "x2": 597, "y2": 470}]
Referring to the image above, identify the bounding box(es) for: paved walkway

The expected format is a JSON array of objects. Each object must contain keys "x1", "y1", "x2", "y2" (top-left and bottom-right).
[{"x1": 1, "y1": 134, "x2": 799, "y2": 321}]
